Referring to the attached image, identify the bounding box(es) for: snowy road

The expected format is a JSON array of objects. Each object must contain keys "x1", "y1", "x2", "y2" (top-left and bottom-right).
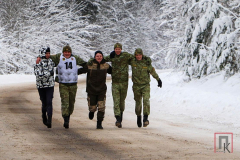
[{"x1": 0, "y1": 71, "x2": 240, "y2": 159}]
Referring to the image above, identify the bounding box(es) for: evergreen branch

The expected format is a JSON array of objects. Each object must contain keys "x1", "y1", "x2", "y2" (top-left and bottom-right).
[
  {"x1": 189, "y1": 42, "x2": 213, "y2": 50},
  {"x1": 216, "y1": 3, "x2": 239, "y2": 19}
]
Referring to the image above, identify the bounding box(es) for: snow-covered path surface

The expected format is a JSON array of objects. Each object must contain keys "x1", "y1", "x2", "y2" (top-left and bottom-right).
[{"x1": 0, "y1": 70, "x2": 239, "y2": 159}]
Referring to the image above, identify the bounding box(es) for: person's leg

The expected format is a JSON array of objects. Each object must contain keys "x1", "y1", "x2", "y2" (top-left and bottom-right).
[
  {"x1": 69, "y1": 84, "x2": 77, "y2": 115},
  {"x1": 59, "y1": 84, "x2": 70, "y2": 117},
  {"x1": 119, "y1": 82, "x2": 128, "y2": 118},
  {"x1": 112, "y1": 83, "x2": 122, "y2": 127},
  {"x1": 142, "y1": 84, "x2": 150, "y2": 127},
  {"x1": 87, "y1": 94, "x2": 97, "y2": 120},
  {"x1": 45, "y1": 87, "x2": 54, "y2": 128},
  {"x1": 59, "y1": 83, "x2": 70, "y2": 128},
  {"x1": 38, "y1": 88, "x2": 47, "y2": 126},
  {"x1": 96, "y1": 94, "x2": 106, "y2": 129},
  {"x1": 133, "y1": 84, "x2": 143, "y2": 128},
  {"x1": 112, "y1": 83, "x2": 121, "y2": 116},
  {"x1": 133, "y1": 85, "x2": 143, "y2": 116}
]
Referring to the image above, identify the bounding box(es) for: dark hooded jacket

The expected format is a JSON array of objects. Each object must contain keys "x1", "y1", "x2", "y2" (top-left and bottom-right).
[{"x1": 79, "y1": 59, "x2": 112, "y2": 95}]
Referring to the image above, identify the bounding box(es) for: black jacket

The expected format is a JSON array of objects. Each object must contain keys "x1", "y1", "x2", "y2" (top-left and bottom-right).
[{"x1": 79, "y1": 59, "x2": 112, "y2": 95}]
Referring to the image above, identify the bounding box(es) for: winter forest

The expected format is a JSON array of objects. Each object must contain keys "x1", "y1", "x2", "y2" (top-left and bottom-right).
[{"x1": 0, "y1": 0, "x2": 239, "y2": 80}]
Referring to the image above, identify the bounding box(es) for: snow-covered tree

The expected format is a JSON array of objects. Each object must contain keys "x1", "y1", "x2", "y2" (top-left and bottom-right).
[
  {"x1": 0, "y1": 0, "x2": 239, "y2": 76},
  {"x1": 178, "y1": 0, "x2": 240, "y2": 81}
]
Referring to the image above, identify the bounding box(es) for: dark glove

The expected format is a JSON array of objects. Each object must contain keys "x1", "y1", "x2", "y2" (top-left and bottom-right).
[
  {"x1": 55, "y1": 76, "x2": 59, "y2": 83},
  {"x1": 158, "y1": 79, "x2": 162, "y2": 88},
  {"x1": 110, "y1": 51, "x2": 115, "y2": 59},
  {"x1": 78, "y1": 68, "x2": 82, "y2": 75}
]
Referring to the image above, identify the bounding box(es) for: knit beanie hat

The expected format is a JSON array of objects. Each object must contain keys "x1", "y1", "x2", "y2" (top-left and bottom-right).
[
  {"x1": 45, "y1": 47, "x2": 50, "y2": 53},
  {"x1": 134, "y1": 48, "x2": 143, "y2": 55},
  {"x1": 63, "y1": 45, "x2": 72, "y2": 53},
  {"x1": 94, "y1": 50, "x2": 103, "y2": 58},
  {"x1": 114, "y1": 43, "x2": 122, "y2": 49}
]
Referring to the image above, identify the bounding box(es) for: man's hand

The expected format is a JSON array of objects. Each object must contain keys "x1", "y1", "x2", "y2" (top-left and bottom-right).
[
  {"x1": 158, "y1": 79, "x2": 162, "y2": 88},
  {"x1": 110, "y1": 51, "x2": 115, "y2": 59},
  {"x1": 78, "y1": 68, "x2": 83, "y2": 75},
  {"x1": 36, "y1": 57, "x2": 41, "y2": 64}
]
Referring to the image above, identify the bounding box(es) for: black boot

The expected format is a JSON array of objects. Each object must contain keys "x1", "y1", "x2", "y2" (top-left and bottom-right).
[
  {"x1": 137, "y1": 116, "x2": 142, "y2": 128},
  {"x1": 96, "y1": 120, "x2": 103, "y2": 129},
  {"x1": 97, "y1": 111, "x2": 104, "y2": 129},
  {"x1": 143, "y1": 115, "x2": 149, "y2": 127},
  {"x1": 89, "y1": 111, "x2": 94, "y2": 120},
  {"x1": 63, "y1": 115, "x2": 70, "y2": 129},
  {"x1": 42, "y1": 113, "x2": 47, "y2": 126},
  {"x1": 47, "y1": 115, "x2": 52, "y2": 128},
  {"x1": 120, "y1": 112, "x2": 123, "y2": 122},
  {"x1": 115, "y1": 116, "x2": 122, "y2": 128}
]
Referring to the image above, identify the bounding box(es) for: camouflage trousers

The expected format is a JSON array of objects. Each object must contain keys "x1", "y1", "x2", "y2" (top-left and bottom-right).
[
  {"x1": 59, "y1": 83, "x2": 77, "y2": 117},
  {"x1": 132, "y1": 83, "x2": 150, "y2": 116},
  {"x1": 87, "y1": 94, "x2": 106, "y2": 121},
  {"x1": 112, "y1": 82, "x2": 128, "y2": 116}
]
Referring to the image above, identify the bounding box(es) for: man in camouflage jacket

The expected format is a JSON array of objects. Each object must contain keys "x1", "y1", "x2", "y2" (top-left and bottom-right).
[
  {"x1": 105, "y1": 43, "x2": 133, "y2": 128},
  {"x1": 88, "y1": 43, "x2": 151, "y2": 128},
  {"x1": 130, "y1": 48, "x2": 162, "y2": 128}
]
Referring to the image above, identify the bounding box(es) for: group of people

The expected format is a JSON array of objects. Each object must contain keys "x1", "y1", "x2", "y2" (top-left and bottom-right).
[{"x1": 34, "y1": 43, "x2": 162, "y2": 129}]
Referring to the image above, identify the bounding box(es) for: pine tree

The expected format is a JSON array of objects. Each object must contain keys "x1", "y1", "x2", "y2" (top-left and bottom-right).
[{"x1": 178, "y1": 0, "x2": 240, "y2": 81}]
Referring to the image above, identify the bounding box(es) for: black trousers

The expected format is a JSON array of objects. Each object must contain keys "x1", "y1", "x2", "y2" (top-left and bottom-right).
[
  {"x1": 88, "y1": 94, "x2": 105, "y2": 106},
  {"x1": 38, "y1": 87, "x2": 54, "y2": 116}
]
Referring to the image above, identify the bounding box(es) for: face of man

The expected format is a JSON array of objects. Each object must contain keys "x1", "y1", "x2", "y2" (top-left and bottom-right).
[
  {"x1": 135, "y1": 54, "x2": 143, "y2": 61},
  {"x1": 114, "y1": 48, "x2": 122, "y2": 55},
  {"x1": 63, "y1": 51, "x2": 71, "y2": 58},
  {"x1": 45, "y1": 52, "x2": 50, "y2": 59},
  {"x1": 95, "y1": 53, "x2": 103, "y2": 63}
]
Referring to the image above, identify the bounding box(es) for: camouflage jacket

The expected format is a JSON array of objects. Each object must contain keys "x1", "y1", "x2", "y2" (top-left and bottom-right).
[
  {"x1": 34, "y1": 58, "x2": 55, "y2": 88},
  {"x1": 50, "y1": 53, "x2": 86, "y2": 66},
  {"x1": 79, "y1": 59, "x2": 112, "y2": 95},
  {"x1": 105, "y1": 52, "x2": 133, "y2": 83},
  {"x1": 88, "y1": 52, "x2": 152, "y2": 83},
  {"x1": 130, "y1": 58, "x2": 159, "y2": 85}
]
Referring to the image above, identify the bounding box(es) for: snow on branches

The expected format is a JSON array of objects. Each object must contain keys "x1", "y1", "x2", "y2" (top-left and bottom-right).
[{"x1": 178, "y1": 0, "x2": 240, "y2": 81}]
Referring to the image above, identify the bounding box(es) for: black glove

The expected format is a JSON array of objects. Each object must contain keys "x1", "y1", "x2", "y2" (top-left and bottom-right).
[
  {"x1": 110, "y1": 51, "x2": 115, "y2": 59},
  {"x1": 158, "y1": 79, "x2": 162, "y2": 88},
  {"x1": 78, "y1": 68, "x2": 82, "y2": 75}
]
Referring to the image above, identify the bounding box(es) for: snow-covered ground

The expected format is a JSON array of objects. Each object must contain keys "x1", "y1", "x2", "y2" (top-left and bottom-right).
[
  {"x1": 1, "y1": 69, "x2": 239, "y2": 128},
  {"x1": 149, "y1": 70, "x2": 240, "y2": 128}
]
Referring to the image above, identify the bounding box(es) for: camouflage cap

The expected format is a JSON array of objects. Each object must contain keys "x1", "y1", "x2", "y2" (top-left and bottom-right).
[
  {"x1": 114, "y1": 43, "x2": 122, "y2": 49},
  {"x1": 134, "y1": 48, "x2": 143, "y2": 55},
  {"x1": 63, "y1": 45, "x2": 72, "y2": 53}
]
